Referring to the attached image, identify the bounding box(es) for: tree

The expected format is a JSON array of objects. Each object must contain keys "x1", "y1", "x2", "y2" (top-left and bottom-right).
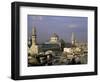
[{"x1": 60, "y1": 39, "x2": 66, "y2": 51}]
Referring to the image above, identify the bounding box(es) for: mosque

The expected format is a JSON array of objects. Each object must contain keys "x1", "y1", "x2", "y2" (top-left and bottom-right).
[{"x1": 28, "y1": 26, "x2": 87, "y2": 66}]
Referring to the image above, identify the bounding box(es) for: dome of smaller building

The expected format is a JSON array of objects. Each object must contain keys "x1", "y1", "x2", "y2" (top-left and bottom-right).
[{"x1": 51, "y1": 33, "x2": 59, "y2": 38}]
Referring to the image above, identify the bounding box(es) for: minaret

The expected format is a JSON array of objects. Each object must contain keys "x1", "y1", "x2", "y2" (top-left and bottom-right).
[
  {"x1": 28, "y1": 26, "x2": 38, "y2": 55},
  {"x1": 32, "y1": 27, "x2": 37, "y2": 45},
  {"x1": 71, "y1": 32, "x2": 75, "y2": 45}
]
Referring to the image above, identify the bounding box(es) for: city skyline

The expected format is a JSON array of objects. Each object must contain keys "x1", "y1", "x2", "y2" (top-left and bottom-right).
[{"x1": 28, "y1": 15, "x2": 88, "y2": 43}]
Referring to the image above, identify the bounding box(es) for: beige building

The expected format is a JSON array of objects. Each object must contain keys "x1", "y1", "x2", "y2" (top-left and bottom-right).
[
  {"x1": 64, "y1": 48, "x2": 72, "y2": 53},
  {"x1": 63, "y1": 32, "x2": 80, "y2": 54}
]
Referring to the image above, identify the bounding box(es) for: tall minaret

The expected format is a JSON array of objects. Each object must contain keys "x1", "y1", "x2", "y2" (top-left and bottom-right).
[
  {"x1": 28, "y1": 26, "x2": 38, "y2": 55},
  {"x1": 32, "y1": 27, "x2": 37, "y2": 45},
  {"x1": 71, "y1": 32, "x2": 75, "y2": 45}
]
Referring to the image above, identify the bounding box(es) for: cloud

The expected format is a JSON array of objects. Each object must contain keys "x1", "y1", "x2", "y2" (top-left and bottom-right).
[
  {"x1": 50, "y1": 17, "x2": 61, "y2": 20},
  {"x1": 67, "y1": 24, "x2": 78, "y2": 28},
  {"x1": 37, "y1": 16, "x2": 43, "y2": 20},
  {"x1": 31, "y1": 16, "x2": 43, "y2": 21}
]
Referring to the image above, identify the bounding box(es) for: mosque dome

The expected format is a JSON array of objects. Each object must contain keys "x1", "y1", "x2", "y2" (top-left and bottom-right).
[
  {"x1": 51, "y1": 33, "x2": 59, "y2": 38},
  {"x1": 49, "y1": 33, "x2": 59, "y2": 44}
]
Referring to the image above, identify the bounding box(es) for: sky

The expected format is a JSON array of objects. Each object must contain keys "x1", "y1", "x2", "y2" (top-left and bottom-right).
[{"x1": 28, "y1": 15, "x2": 88, "y2": 44}]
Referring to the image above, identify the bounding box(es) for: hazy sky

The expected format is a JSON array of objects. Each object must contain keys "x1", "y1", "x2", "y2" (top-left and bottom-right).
[{"x1": 28, "y1": 15, "x2": 88, "y2": 43}]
